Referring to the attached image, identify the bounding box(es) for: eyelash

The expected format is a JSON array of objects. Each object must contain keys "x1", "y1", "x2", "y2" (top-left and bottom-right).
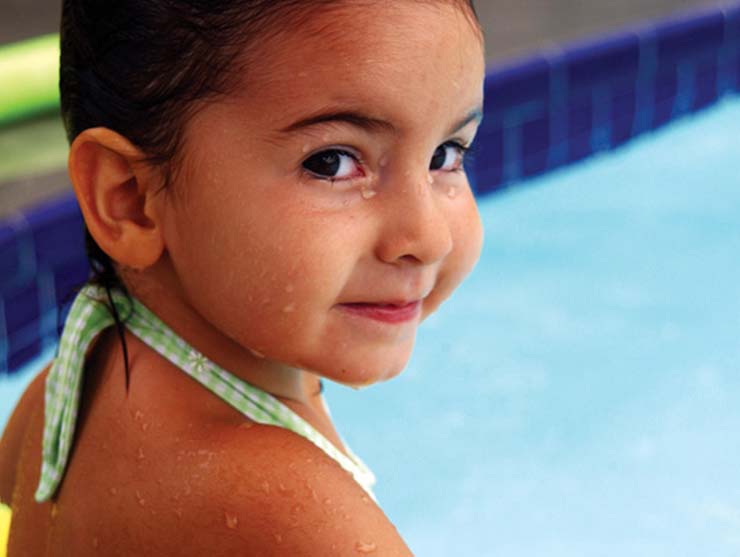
[{"x1": 302, "y1": 140, "x2": 475, "y2": 183}]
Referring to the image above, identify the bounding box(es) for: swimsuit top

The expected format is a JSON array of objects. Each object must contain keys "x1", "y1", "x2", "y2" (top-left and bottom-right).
[{"x1": 35, "y1": 284, "x2": 376, "y2": 503}]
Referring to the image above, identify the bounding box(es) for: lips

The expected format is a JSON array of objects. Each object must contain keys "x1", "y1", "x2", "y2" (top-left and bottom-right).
[{"x1": 339, "y1": 301, "x2": 422, "y2": 324}]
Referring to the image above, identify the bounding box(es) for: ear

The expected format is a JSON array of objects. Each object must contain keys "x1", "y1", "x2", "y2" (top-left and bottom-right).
[{"x1": 69, "y1": 128, "x2": 166, "y2": 270}]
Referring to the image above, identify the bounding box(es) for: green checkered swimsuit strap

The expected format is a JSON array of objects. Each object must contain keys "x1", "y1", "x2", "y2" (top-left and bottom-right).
[{"x1": 35, "y1": 284, "x2": 376, "y2": 503}]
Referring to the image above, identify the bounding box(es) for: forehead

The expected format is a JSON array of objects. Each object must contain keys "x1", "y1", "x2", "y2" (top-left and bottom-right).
[{"x1": 231, "y1": 1, "x2": 485, "y2": 130}]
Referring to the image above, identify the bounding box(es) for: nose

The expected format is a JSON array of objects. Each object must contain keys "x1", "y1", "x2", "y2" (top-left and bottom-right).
[{"x1": 374, "y1": 173, "x2": 454, "y2": 266}]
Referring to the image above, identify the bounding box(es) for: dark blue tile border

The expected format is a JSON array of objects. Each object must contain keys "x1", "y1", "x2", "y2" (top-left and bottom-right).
[
  {"x1": 472, "y1": 1, "x2": 740, "y2": 195},
  {"x1": 2, "y1": 2, "x2": 740, "y2": 375}
]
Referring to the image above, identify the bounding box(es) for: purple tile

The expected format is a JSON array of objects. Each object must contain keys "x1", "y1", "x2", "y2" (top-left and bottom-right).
[
  {"x1": 0, "y1": 224, "x2": 21, "y2": 289},
  {"x1": 565, "y1": 31, "x2": 641, "y2": 92},
  {"x1": 611, "y1": 82, "x2": 637, "y2": 124},
  {"x1": 24, "y1": 193, "x2": 85, "y2": 269},
  {"x1": 485, "y1": 55, "x2": 550, "y2": 113},
  {"x1": 655, "y1": 9, "x2": 725, "y2": 65}
]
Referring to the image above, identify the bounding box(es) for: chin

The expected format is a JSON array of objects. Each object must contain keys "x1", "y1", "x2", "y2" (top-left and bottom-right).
[{"x1": 323, "y1": 351, "x2": 412, "y2": 388}]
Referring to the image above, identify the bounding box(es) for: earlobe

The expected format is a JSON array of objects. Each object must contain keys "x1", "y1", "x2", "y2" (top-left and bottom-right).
[{"x1": 69, "y1": 128, "x2": 166, "y2": 270}]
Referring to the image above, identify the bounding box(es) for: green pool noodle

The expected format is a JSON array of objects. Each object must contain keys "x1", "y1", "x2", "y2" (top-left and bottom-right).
[{"x1": 0, "y1": 34, "x2": 60, "y2": 127}]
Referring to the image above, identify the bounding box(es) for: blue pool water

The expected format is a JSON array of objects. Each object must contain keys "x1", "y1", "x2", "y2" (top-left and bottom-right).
[{"x1": 2, "y1": 96, "x2": 739, "y2": 555}]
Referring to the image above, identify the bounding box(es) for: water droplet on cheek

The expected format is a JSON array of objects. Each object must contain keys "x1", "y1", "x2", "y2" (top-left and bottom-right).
[
  {"x1": 361, "y1": 189, "x2": 377, "y2": 200},
  {"x1": 427, "y1": 174, "x2": 434, "y2": 186},
  {"x1": 447, "y1": 186, "x2": 458, "y2": 199},
  {"x1": 283, "y1": 303, "x2": 296, "y2": 313},
  {"x1": 378, "y1": 155, "x2": 389, "y2": 168}
]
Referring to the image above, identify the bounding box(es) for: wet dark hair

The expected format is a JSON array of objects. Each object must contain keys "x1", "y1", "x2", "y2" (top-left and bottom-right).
[{"x1": 61, "y1": 0, "x2": 480, "y2": 385}]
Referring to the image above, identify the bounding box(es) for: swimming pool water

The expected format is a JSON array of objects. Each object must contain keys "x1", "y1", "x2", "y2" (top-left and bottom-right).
[{"x1": 2, "y1": 96, "x2": 739, "y2": 555}]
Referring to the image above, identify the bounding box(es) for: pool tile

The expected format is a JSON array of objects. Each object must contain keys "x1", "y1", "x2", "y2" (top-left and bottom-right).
[
  {"x1": 564, "y1": 31, "x2": 641, "y2": 93},
  {"x1": 24, "y1": 193, "x2": 85, "y2": 269},
  {"x1": 654, "y1": 8, "x2": 725, "y2": 65},
  {"x1": 485, "y1": 55, "x2": 550, "y2": 114}
]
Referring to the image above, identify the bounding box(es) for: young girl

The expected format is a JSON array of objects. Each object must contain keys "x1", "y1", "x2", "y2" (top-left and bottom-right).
[{"x1": 0, "y1": 0, "x2": 485, "y2": 554}]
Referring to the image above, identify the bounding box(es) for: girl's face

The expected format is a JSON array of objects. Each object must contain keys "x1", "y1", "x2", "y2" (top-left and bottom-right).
[{"x1": 158, "y1": 1, "x2": 485, "y2": 386}]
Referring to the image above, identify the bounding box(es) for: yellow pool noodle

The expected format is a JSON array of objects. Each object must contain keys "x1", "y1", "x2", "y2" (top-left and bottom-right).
[
  {"x1": 0, "y1": 34, "x2": 60, "y2": 127},
  {"x1": 0, "y1": 502, "x2": 10, "y2": 557}
]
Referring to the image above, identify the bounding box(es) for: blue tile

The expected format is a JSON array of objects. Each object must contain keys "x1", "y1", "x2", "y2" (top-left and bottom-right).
[
  {"x1": 567, "y1": 131, "x2": 593, "y2": 164},
  {"x1": 654, "y1": 70, "x2": 679, "y2": 103},
  {"x1": 521, "y1": 114, "x2": 550, "y2": 160},
  {"x1": 611, "y1": 82, "x2": 637, "y2": 121},
  {"x1": 655, "y1": 9, "x2": 725, "y2": 65},
  {"x1": 24, "y1": 193, "x2": 85, "y2": 269},
  {"x1": 692, "y1": 59, "x2": 719, "y2": 111},
  {"x1": 652, "y1": 96, "x2": 676, "y2": 129},
  {"x1": 567, "y1": 96, "x2": 593, "y2": 138},
  {"x1": 473, "y1": 165, "x2": 504, "y2": 196},
  {"x1": 7, "y1": 336, "x2": 43, "y2": 374},
  {"x1": 522, "y1": 151, "x2": 549, "y2": 179},
  {"x1": 3, "y1": 282, "x2": 40, "y2": 336},
  {"x1": 473, "y1": 126, "x2": 504, "y2": 171},
  {"x1": 565, "y1": 31, "x2": 641, "y2": 92},
  {"x1": 485, "y1": 55, "x2": 550, "y2": 113},
  {"x1": 0, "y1": 223, "x2": 20, "y2": 289},
  {"x1": 723, "y1": 3, "x2": 740, "y2": 43},
  {"x1": 54, "y1": 257, "x2": 90, "y2": 308}
]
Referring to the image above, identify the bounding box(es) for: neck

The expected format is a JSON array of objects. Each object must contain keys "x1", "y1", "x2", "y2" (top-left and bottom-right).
[{"x1": 120, "y1": 268, "x2": 322, "y2": 406}]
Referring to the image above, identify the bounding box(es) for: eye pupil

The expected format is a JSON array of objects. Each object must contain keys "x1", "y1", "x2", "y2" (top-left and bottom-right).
[
  {"x1": 304, "y1": 151, "x2": 341, "y2": 176},
  {"x1": 430, "y1": 146, "x2": 448, "y2": 171}
]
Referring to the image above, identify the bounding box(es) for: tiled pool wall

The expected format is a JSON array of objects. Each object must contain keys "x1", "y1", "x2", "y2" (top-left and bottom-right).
[
  {"x1": 2, "y1": 3, "x2": 740, "y2": 376},
  {"x1": 472, "y1": 2, "x2": 740, "y2": 193}
]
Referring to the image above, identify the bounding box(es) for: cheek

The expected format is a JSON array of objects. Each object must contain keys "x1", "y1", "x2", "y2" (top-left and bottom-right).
[{"x1": 425, "y1": 193, "x2": 483, "y2": 314}]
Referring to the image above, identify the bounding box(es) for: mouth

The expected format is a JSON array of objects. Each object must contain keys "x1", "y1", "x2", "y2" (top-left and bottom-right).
[{"x1": 338, "y1": 300, "x2": 422, "y2": 324}]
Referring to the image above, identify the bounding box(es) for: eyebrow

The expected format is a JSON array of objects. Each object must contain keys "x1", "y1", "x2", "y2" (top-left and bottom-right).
[{"x1": 279, "y1": 107, "x2": 484, "y2": 136}]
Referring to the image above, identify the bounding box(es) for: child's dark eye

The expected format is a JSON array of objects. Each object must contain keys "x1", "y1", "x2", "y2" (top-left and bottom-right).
[
  {"x1": 303, "y1": 149, "x2": 363, "y2": 181},
  {"x1": 430, "y1": 142, "x2": 468, "y2": 172}
]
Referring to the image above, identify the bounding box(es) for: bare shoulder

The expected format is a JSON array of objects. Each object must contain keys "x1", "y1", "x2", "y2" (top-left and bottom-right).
[
  {"x1": 41, "y1": 330, "x2": 412, "y2": 556},
  {"x1": 0, "y1": 365, "x2": 49, "y2": 504},
  {"x1": 99, "y1": 423, "x2": 412, "y2": 556},
  {"x1": 174, "y1": 423, "x2": 413, "y2": 556}
]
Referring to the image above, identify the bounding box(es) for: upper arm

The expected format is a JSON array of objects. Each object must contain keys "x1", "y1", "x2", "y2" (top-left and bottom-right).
[{"x1": 0, "y1": 367, "x2": 48, "y2": 505}]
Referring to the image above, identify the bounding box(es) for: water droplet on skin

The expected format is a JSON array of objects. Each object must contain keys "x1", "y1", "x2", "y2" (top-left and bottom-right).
[
  {"x1": 225, "y1": 511, "x2": 239, "y2": 530},
  {"x1": 285, "y1": 284, "x2": 295, "y2": 293},
  {"x1": 427, "y1": 174, "x2": 434, "y2": 185},
  {"x1": 51, "y1": 504, "x2": 59, "y2": 518},
  {"x1": 283, "y1": 303, "x2": 296, "y2": 313},
  {"x1": 134, "y1": 411, "x2": 144, "y2": 421},
  {"x1": 141, "y1": 422, "x2": 150, "y2": 432},
  {"x1": 92, "y1": 537, "x2": 99, "y2": 549},
  {"x1": 361, "y1": 189, "x2": 377, "y2": 200},
  {"x1": 356, "y1": 541, "x2": 378, "y2": 554},
  {"x1": 379, "y1": 155, "x2": 389, "y2": 167},
  {"x1": 361, "y1": 496, "x2": 370, "y2": 504},
  {"x1": 249, "y1": 348, "x2": 265, "y2": 359},
  {"x1": 261, "y1": 481, "x2": 271, "y2": 494},
  {"x1": 109, "y1": 487, "x2": 117, "y2": 496},
  {"x1": 238, "y1": 421, "x2": 255, "y2": 431},
  {"x1": 136, "y1": 491, "x2": 146, "y2": 507},
  {"x1": 274, "y1": 533, "x2": 284, "y2": 544},
  {"x1": 452, "y1": 79, "x2": 461, "y2": 90},
  {"x1": 302, "y1": 144, "x2": 311, "y2": 153},
  {"x1": 447, "y1": 186, "x2": 458, "y2": 199},
  {"x1": 323, "y1": 497, "x2": 333, "y2": 506},
  {"x1": 174, "y1": 508, "x2": 183, "y2": 519},
  {"x1": 137, "y1": 447, "x2": 145, "y2": 461}
]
